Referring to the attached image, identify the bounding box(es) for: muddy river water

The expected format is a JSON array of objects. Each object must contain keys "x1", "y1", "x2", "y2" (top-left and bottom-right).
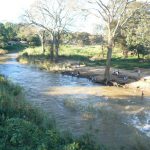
[{"x1": 0, "y1": 54, "x2": 150, "y2": 150}]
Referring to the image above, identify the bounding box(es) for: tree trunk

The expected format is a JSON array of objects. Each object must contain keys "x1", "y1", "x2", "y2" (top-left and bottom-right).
[
  {"x1": 42, "y1": 31, "x2": 45, "y2": 54},
  {"x1": 39, "y1": 31, "x2": 45, "y2": 54},
  {"x1": 104, "y1": 38, "x2": 113, "y2": 83},
  {"x1": 55, "y1": 33, "x2": 60, "y2": 60},
  {"x1": 50, "y1": 41, "x2": 54, "y2": 61},
  {"x1": 55, "y1": 45, "x2": 59, "y2": 60},
  {"x1": 137, "y1": 52, "x2": 140, "y2": 59},
  {"x1": 55, "y1": 39, "x2": 60, "y2": 60},
  {"x1": 101, "y1": 44, "x2": 104, "y2": 58},
  {"x1": 50, "y1": 33, "x2": 56, "y2": 61}
]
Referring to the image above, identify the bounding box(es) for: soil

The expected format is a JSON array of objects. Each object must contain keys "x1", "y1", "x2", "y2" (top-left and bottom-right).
[{"x1": 61, "y1": 61, "x2": 150, "y2": 92}]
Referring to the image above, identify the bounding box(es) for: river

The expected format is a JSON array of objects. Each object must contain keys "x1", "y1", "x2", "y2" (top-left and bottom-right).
[{"x1": 0, "y1": 53, "x2": 150, "y2": 150}]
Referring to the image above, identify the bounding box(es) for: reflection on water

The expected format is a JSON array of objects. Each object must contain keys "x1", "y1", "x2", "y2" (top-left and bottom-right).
[{"x1": 0, "y1": 54, "x2": 150, "y2": 150}]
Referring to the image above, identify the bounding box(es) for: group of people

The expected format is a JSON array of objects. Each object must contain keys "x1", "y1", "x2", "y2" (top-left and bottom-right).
[{"x1": 112, "y1": 69, "x2": 128, "y2": 81}]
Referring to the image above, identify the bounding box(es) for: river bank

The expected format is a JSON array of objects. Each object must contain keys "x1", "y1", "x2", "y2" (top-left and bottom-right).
[
  {"x1": 0, "y1": 75, "x2": 103, "y2": 150},
  {"x1": 18, "y1": 55, "x2": 150, "y2": 93}
]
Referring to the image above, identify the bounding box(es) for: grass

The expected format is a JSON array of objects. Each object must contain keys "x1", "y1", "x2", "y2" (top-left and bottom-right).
[
  {"x1": 0, "y1": 75, "x2": 105, "y2": 150},
  {"x1": 60, "y1": 45, "x2": 150, "y2": 69},
  {"x1": 18, "y1": 44, "x2": 150, "y2": 70}
]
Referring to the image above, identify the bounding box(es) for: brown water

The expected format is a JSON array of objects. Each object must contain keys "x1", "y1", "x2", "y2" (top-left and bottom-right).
[{"x1": 0, "y1": 54, "x2": 150, "y2": 150}]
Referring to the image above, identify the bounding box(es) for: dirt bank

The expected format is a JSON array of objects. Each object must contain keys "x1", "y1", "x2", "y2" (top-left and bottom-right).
[
  {"x1": 18, "y1": 56, "x2": 150, "y2": 92},
  {"x1": 61, "y1": 62, "x2": 150, "y2": 91}
]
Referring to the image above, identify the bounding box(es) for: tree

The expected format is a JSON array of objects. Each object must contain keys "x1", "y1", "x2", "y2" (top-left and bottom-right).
[
  {"x1": 4, "y1": 22, "x2": 17, "y2": 41},
  {"x1": 75, "y1": 32, "x2": 91, "y2": 46},
  {"x1": 17, "y1": 24, "x2": 42, "y2": 47},
  {"x1": 87, "y1": 0, "x2": 148, "y2": 83},
  {"x1": 0, "y1": 23, "x2": 7, "y2": 48},
  {"x1": 125, "y1": 4, "x2": 150, "y2": 59},
  {"x1": 25, "y1": 0, "x2": 74, "y2": 60}
]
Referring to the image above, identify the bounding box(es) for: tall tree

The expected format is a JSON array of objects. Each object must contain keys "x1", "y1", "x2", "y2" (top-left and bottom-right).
[
  {"x1": 25, "y1": 0, "x2": 74, "y2": 60},
  {"x1": 87, "y1": 0, "x2": 148, "y2": 83},
  {"x1": 125, "y1": 3, "x2": 150, "y2": 59}
]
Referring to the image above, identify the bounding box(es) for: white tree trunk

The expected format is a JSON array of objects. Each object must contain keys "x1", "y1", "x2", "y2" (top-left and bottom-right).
[{"x1": 104, "y1": 37, "x2": 113, "y2": 83}]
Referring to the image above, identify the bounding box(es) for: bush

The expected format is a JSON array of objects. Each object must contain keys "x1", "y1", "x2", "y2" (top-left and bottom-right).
[{"x1": 0, "y1": 118, "x2": 45, "y2": 150}]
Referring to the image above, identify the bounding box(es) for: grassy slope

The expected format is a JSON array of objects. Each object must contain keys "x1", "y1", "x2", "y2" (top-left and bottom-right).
[
  {"x1": 0, "y1": 75, "x2": 104, "y2": 150},
  {"x1": 19, "y1": 45, "x2": 150, "y2": 70},
  {"x1": 60, "y1": 45, "x2": 150, "y2": 69}
]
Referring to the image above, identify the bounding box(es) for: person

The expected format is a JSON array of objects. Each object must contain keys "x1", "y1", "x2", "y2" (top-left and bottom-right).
[
  {"x1": 75, "y1": 71, "x2": 80, "y2": 77},
  {"x1": 112, "y1": 69, "x2": 120, "y2": 76},
  {"x1": 141, "y1": 90, "x2": 144, "y2": 100}
]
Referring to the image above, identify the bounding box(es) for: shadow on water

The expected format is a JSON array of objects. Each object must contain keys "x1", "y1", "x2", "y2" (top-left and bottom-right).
[{"x1": 0, "y1": 53, "x2": 150, "y2": 150}]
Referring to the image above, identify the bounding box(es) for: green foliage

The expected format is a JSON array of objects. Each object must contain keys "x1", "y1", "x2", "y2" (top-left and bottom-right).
[
  {"x1": 60, "y1": 45, "x2": 102, "y2": 59},
  {"x1": 0, "y1": 22, "x2": 42, "y2": 50},
  {"x1": 0, "y1": 23, "x2": 7, "y2": 48},
  {"x1": 17, "y1": 25, "x2": 41, "y2": 47},
  {"x1": 27, "y1": 35, "x2": 41, "y2": 47},
  {"x1": 63, "y1": 32, "x2": 103, "y2": 46},
  {"x1": 124, "y1": 6, "x2": 150, "y2": 58},
  {"x1": 128, "y1": 44, "x2": 149, "y2": 59},
  {"x1": 1, "y1": 118, "x2": 44, "y2": 149},
  {"x1": 64, "y1": 142, "x2": 79, "y2": 150},
  {"x1": 20, "y1": 47, "x2": 45, "y2": 56},
  {"x1": 5, "y1": 44, "x2": 27, "y2": 52},
  {"x1": 4, "y1": 22, "x2": 17, "y2": 41}
]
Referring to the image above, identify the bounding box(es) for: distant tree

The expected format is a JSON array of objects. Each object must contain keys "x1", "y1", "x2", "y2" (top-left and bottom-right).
[
  {"x1": 17, "y1": 25, "x2": 36, "y2": 41},
  {"x1": 27, "y1": 34, "x2": 41, "y2": 47},
  {"x1": 17, "y1": 25, "x2": 40, "y2": 46},
  {"x1": 89, "y1": 35, "x2": 103, "y2": 45},
  {"x1": 4, "y1": 22, "x2": 17, "y2": 41},
  {"x1": 0, "y1": 23, "x2": 7, "y2": 48},
  {"x1": 61, "y1": 32, "x2": 74, "y2": 44},
  {"x1": 75, "y1": 32, "x2": 91, "y2": 46}
]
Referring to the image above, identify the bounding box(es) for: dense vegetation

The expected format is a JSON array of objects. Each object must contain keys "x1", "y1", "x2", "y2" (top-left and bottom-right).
[
  {"x1": 0, "y1": 22, "x2": 40, "y2": 49},
  {"x1": 0, "y1": 75, "x2": 105, "y2": 150}
]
